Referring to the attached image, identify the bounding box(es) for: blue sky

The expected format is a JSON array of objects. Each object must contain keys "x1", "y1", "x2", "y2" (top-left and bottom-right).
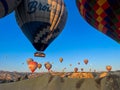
[{"x1": 0, "y1": 0, "x2": 120, "y2": 72}]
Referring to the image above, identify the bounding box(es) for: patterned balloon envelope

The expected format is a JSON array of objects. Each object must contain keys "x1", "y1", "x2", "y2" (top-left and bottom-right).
[
  {"x1": 0, "y1": 0, "x2": 22, "y2": 18},
  {"x1": 76, "y1": 0, "x2": 120, "y2": 43},
  {"x1": 15, "y1": 0, "x2": 68, "y2": 57}
]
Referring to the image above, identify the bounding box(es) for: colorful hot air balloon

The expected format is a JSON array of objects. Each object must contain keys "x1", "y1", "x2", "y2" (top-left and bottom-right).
[
  {"x1": 0, "y1": 0, "x2": 22, "y2": 18},
  {"x1": 15, "y1": 0, "x2": 68, "y2": 57},
  {"x1": 44, "y1": 62, "x2": 52, "y2": 71},
  {"x1": 84, "y1": 59, "x2": 88, "y2": 65},
  {"x1": 28, "y1": 61, "x2": 38, "y2": 73},
  {"x1": 38, "y1": 63, "x2": 42, "y2": 69},
  {"x1": 74, "y1": 67, "x2": 78, "y2": 73},
  {"x1": 76, "y1": 0, "x2": 120, "y2": 43},
  {"x1": 59, "y1": 57, "x2": 63, "y2": 63},
  {"x1": 106, "y1": 65, "x2": 112, "y2": 72}
]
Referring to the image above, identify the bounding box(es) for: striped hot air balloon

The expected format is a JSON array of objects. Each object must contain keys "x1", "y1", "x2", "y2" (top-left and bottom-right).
[
  {"x1": 0, "y1": 0, "x2": 22, "y2": 18},
  {"x1": 15, "y1": 0, "x2": 68, "y2": 57},
  {"x1": 76, "y1": 0, "x2": 120, "y2": 43}
]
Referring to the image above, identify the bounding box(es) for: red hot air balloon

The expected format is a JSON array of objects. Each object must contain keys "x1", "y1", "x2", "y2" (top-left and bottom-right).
[
  {"x1": 28, "y1": 61, "x2": 38, "y2": 73},
  {"x1": 84, "y1": 59, "x2": 88, "y2": 65},
  {"x1": 76, "y1": 0, "x2": 120, "y2": 43}
]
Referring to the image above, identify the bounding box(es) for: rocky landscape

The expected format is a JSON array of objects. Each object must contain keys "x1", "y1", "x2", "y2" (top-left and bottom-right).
[{"x1": 0, "y1": 70, "x2": 120, "y2": 90}]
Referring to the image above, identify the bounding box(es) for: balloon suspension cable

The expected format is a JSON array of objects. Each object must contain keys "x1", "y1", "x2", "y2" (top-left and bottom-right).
[{"x1": 34, "y1": 51, "x2": 45, "y2": 57}]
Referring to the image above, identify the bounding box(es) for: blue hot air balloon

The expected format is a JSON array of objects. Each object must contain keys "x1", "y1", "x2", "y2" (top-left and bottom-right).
[
  {"x1": 15, "y1": 0, "x2": 68, "y2": 57},
  {"x1": 0, "y1": 0, "x2": 22, "y2": 18}
]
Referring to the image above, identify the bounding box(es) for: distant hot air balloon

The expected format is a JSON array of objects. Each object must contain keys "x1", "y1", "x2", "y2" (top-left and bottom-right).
[
  {"x1": 44, "y1": 62, "x2": 52, "y2": 71},
  {"x1": 84, "y1": 59, "x2": 88, "y2": 65},
  {"x1": 28, "y1": 61, "x2": 38, "y2": 73},
  {"x1": 38, "y1": 63, "x2": 42, "y2": 69},
  {"x1": 69, "y1": 64, "x2": 72, "y2": 66},
  {"x1": 26, "y1": 58, "x2": 34, "y2": 64},
  {"x1": 78, "y1": 62, "x2": 80, "y2": 65},
  {"x1": 74, "y1": 67, "x2": 78, "y2": 73},
  {"x1": 81, "y1": 68, "x2": 84, "y2": 72},
  {"x1": 59, "y1": 57, "x2": 63, "y2": 63},
  {"x1": 76, "y1": 0, "x2": 120, "y2": 43},
  {"x1": 0, "y1": 0, "x2": 22, "y2": 18},
  {"x1": 106, "y1": 65, "x2": 112, "y2": 72},
  {"x1": 15, "y1": 0, "x2": 68, "y2": 57}
]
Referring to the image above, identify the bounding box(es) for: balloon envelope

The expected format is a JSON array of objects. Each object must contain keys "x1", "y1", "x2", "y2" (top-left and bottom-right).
[
  {"x1": 15, "y1": 0, "x2": 68, "y2": 54},
  {"x1": 74, "y1": 67, "x2": 78, "y2": 73},
  {"x1": 44, "y1": 62, "x2": 52, "y2": 70},
  {"x1": 84, "y1": 59, "x2": 88, "y2": 65},
  {"x1": 76, "y1": 0, "x2": 120, "y2": 43},
  {"x1": 0, "y1": 0, "x2": 22, "y2": 18},
  {"x1": 28, "y1": 61, "x2": 38, "y2": 73},
  {"x1": 106, "y1": 65, "x2": 112, "y2": 71},
  {"x1": 59, "y1": 57, "x2": 63, "y2": 63},
  {"x1": 38, "y1": 63, "x2": 42, "y2": 69}
]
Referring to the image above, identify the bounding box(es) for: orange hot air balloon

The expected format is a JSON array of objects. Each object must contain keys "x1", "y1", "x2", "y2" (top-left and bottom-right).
[
  {"x1": 44, "y1": 62, "x2": 52, "y2": 71},
  {"x1": 59, "y1": 57, "x2": 63, "y2": 63},
  {"x1": 38, "y1": 63, "x2": 42, "y2": 69},
  {"x1": 84, "y1": 59, "x2": 88, "y2": 65},
  {"x1": 28, "y1": 61, "x2": 38, "y2": 73},
  {"x1": 74, "y1": 67, "x2": 78, "y2": 73},
  {"x1": 26, "y1": 58, "x2": 33, "y2": 64},
  {"x1": 106, "y1": 65, "x2": 112, "y2": 72}
]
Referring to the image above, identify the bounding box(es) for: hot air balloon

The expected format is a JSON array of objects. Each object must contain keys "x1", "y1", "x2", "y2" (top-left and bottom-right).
[
  {"x1": 44, "y1": 62, "x2": 52, "y2": 71},
  {"x1": 26, "y1": 58, "x2": 34, "y2": 64},
  {"x1": 38, "y1": 63, "x2": 42, "y2": 69},
  {"x1": 74, "y1": 67, "x2": 78, "y2": 73},
  {"x1": 69, "y1": 64, "x2": 72, "y2": 66},
  {"x1": 78, "y1": 62, "x2": 80, "y2": 65},
  {"x1": 0, "y1": 0, "x2": 22, "y2": 18},
  {"x1": 59, "y1": 57, "x2": 63, "y2": 63},
  {"x1": 28, "y1": 61, "x2": 38, "y2": 73},
  {"x1": 106, "y1": 65, "x2": 112, "y2": 72},
  {"x1": 84, "y1": 59, "x2": 88, "y2": 65},
  {"x1": 76, "y1": 0, "x2": 120, "y2": 43},
  {"x1": 15, "y1": 0, "x2": 68, "y2": 57},
  {"x1": 81, "y1": 68, "x2": 84, "y2": 72}
]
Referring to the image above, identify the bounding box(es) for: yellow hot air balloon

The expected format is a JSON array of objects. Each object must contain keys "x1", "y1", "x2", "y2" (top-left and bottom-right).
[
  {"x1": 106, "y1": 65, "x2": 112, "y2": 72},
  {"x1": 38, "y1": 63, "x2": 42, "y2": 69},
  {"x1": 59, "y1": 57, "x2": 63, "y2": 63},
  {"x1": 28, "y1": 61, "x2": 38, "y2": 73}
]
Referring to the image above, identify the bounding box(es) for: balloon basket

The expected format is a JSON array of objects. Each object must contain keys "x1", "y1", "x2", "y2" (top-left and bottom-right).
[{"x1": 34, "y1": 52, "x2": 45, "y2": 57}]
